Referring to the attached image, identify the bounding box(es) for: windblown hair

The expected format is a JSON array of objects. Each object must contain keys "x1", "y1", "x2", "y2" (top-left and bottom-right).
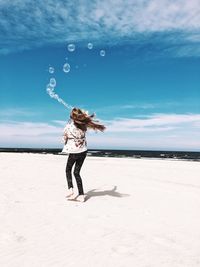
[{"x1": 70, "y1": 107, "x2": 106, "y2": 132}]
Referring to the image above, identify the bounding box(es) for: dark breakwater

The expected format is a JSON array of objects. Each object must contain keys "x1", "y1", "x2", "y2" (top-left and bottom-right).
[{"x1": 0, "y1": 148, "x2": 200, "y2": 161}]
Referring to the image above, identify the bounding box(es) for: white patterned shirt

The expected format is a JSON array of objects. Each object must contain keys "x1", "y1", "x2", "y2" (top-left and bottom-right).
[{"x1": 62, "y1": 120, "x2": 87, "y2": 154}]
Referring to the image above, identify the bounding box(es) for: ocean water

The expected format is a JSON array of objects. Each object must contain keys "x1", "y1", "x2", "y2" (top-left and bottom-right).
[{"x1": 0, "y1": 148, "x2": 199, "y2": 161}]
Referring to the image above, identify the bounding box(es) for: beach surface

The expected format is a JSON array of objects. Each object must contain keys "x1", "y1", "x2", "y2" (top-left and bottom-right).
[{"x1": 0, "y1": 152, "x2": 200, "y2": 267}]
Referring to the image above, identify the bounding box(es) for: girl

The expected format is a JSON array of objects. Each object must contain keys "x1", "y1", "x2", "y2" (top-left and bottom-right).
[{"x1": 62, "y1": 107, "x2": 106, "y2": 202}]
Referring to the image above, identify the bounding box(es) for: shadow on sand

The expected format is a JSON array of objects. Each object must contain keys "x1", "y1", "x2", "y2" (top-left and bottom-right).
[{"x1": 85, "y1": 186, "x2": 129, "y2": 201}]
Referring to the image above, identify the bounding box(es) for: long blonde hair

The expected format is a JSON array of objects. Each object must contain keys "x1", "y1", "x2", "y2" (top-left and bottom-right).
[{"x1": 70, "y1": 107, "x2": 106, "y2": 132}]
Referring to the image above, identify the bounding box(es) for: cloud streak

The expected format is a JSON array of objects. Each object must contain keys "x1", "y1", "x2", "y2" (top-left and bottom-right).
[
  {"x1": 0, "y1": 108, "x2": 36, "y2": 117},
  {"x1": 0, "y1": 120, "x2": 63, "y2": 147},
  {"x1": 0, "y1": 0, "x2": 200, "y2": 56},
  {"x1": 105, "y1": 113, "x2": 200, "y2": 132},
  {"x1": 0, "y1": 113, "x2": 199, "y2": 150},
  {"x1": 94, "y1": 101, "x2": 183, "y2": 114}
]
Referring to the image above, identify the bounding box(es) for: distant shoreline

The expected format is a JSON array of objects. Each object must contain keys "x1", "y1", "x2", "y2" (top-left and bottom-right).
[{"x1": 0, "y1": 148, "x2": 199, "y2": 161}]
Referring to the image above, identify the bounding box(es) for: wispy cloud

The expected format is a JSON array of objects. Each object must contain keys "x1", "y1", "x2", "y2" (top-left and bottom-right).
[
  {"x1": 0, "y1": 113, "x2": 199, "y2": 150},
  {"x1": 105, "y1": 113, "x2": 200, "y2": 132},
  {"x1": 0, "y1": 120, "x2": 63, "y2": 147},
  {"x1": 0, "y1": 120, "x2": 62, "y2": 136},
  {"x1": 0, "y1": 108, "x2": 36, "y2": 118},
  {"x1": 89, "y1": 113, "x2": 200, "y2": 150},
  {"x1": 93, "y1": 101, "x2": 185, "y2": 116},
  {"x1": 0, "y1": 0, "x2": 200, "y2": 56}
]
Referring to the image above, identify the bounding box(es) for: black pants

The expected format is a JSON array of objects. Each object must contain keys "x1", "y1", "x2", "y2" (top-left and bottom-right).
[{"x1": 65, "y1": 151, "x2": 87, "y2": 195}]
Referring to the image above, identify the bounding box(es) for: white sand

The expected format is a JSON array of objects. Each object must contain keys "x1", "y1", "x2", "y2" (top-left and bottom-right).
[{"x1": 0, "y1": 152, "x2": 200, "y2": 267}]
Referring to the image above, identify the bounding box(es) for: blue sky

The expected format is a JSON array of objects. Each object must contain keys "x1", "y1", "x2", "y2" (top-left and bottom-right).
[{"x1": 0, "y1": 0, "x2": 200, "y2": 151}]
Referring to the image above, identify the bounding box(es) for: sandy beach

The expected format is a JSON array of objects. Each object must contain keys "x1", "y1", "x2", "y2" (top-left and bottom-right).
[{"x1": 0, "y1": 152, "x2": 200, "y2": 267}]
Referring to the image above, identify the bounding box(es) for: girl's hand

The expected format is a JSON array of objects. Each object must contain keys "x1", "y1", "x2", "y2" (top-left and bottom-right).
[{"x1": 62, "y1": 135, "x2": 68, "y2": 144}]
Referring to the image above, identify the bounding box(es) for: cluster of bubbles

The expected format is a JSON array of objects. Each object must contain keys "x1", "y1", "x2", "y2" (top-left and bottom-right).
[
  {"x1": 47, "y1": 42, "x2": 106, "y2": 109},
  {"x1": 46, "y1": 81, "x2": 73, "y2": 109}
]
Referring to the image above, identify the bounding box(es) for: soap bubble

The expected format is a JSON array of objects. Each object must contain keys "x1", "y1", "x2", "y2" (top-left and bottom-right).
[
  {"x1": 100, "y1": 50, "x2": 106, "y2": 56},
  {"x1": 49, "y1": 67, "x2": 54, "y2": 74},
  {"x1": 50, "y1": 78, "x2": 56, "y2": 87},
  {"x1": 63, "y1": 63, "x2": 71, "y2": 73},
  {"x1": 87, "y1": 43, "x2": 93, "y2": 49},
  {"x1": 46, "y1": 85, "x2": 54, "y2": 93},
  {"x1": 49, "y1": 91, "x2": 54, "y2": 97},
  {"x1": 46, "y1": 83, "x2": 54, "y2": 90},
  {"x1": 67, "y1": 44, "x2": 75, "y2": 52},
  {"x1": 46, "y1": 87, "x2": 51, "y2": 93}
]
